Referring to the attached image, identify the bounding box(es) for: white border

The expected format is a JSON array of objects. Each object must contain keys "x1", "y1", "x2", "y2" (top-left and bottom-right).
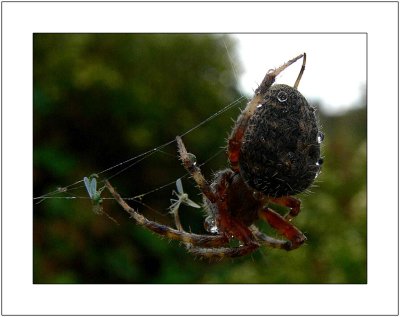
[{"x1": 2, "y1": 2, "x2": 398, "y2": 315}]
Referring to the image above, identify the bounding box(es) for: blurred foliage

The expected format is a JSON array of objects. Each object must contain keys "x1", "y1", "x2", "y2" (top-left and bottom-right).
[{"x1": 33, "y1": 34, "x2": 366, "y2": 284}]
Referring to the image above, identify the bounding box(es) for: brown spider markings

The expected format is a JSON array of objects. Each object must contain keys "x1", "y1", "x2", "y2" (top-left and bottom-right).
[{"x1": 106, "y1": 53, "x2": 324, "y2": 260}]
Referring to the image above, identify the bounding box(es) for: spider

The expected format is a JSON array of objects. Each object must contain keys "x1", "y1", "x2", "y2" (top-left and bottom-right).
[{"x1": 106, "y1": 53, "x2": 324, "y2": 259}]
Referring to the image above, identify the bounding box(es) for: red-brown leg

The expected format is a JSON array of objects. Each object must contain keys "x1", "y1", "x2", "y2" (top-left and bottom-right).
[
  {"x1": 269, "y1": 196, "x2": 301, "y2": 220},
  {"x1": 259, "y1": 207, "x2": 306, "y2": 250},
  {"x1": 228, "y1": 54, "x2": 305, "y2": 172}
]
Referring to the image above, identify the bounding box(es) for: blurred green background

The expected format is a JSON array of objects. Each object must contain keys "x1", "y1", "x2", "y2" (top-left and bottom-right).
[{"x1": 33, "y1": 34, "x2": 366, "y2": 283}]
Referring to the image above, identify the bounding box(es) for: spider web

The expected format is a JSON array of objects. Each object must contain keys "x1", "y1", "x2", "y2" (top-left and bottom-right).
[
  {"x1": 33, "y1": 93, "x2": 248, "y2": 215},
  {"x1": 33, "y1": 37, "x2": 251, "y2": 220}
]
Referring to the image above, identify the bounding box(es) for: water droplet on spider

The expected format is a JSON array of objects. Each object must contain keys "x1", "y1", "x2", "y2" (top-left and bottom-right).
[
  {"x1": 209, "y1": 225, "x2": 219, "y2": 234},
  {"x1": 314, "y1": 158, "x2": 323, "y2": 178},
  {"x1": 204, "y1": 217, "x2": 219, "y2": 234},
  {"x1": 187, "y1": 153, "x2": 197, "y2": 165},
  {"x1": 257, "y1": 103, "x2": 264, "y2": 108},
  {"x1": 56, "y1": 186, "x2": 67, "y2": 193},
  {"x1": 277, "y1": 91, "x2": 288, "y2": 103},
  {"x1": 317, "y1": 131, "x2": 325, "y2": 143}
]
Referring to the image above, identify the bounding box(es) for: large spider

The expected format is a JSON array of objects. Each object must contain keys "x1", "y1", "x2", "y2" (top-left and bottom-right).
[{"x1": 106, "y1": 53, "x2": 323, "y2": 259}]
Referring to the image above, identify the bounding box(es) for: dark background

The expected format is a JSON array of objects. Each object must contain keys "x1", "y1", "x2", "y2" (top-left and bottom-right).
[{"x1": 33, "y1": 34, "x2": 366, "y2": 283}]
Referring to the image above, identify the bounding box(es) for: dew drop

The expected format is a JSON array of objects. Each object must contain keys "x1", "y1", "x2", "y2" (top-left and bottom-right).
[
  {"x1": 204, "y1": 217, "x2": 219, "y2": 234},
  {"x1": 187, "y1": 153, "x2": 197, "y2": 165},
  {"x1": 257, "y1": 103, "x2": 264, "y2": 108},
  {"x1": 57, "y1": 186, "x2": 67, "y2": 193},
  {"x1": 317, "y1": 131, "x2": 325, "y2": 143},
  {"x1": 209, "y1": 226, "x2": 219, "y2": 234},
  {"x1": 277, "y1": 91, "x2": 288, "y2": 103},
  {"x1": 314, "y1": 158, "x2": 323, "y2": 178}
]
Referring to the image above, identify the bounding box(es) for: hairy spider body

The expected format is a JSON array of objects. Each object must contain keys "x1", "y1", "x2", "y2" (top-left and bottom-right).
[
  {"x1": 240, "y1": 84, "x2": 322, "y2": 197},
  {"x1": 108, "y1": 53, "x2": 323, "y2": 259}
]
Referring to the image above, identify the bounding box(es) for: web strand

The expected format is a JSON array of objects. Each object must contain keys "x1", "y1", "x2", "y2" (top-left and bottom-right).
[{"x1": 34, "y1": 95, "x2": 247, "y2": 204}]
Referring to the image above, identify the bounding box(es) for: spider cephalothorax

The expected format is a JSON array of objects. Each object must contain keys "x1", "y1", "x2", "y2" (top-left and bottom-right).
[{"x1": 107, "y1": 53, "x2": 324, "y2": 259}]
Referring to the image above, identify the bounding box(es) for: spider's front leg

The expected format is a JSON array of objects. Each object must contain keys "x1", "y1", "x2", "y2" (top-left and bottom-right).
[
  {"x1": 107, "y1": 180, "x2": 258, "y2": 260},
  {"x1": 106, "y1": 180, "x2": 229, "y2": 248},
  {"x1": 188, "y1": 243, "x2": 259, "y2": 260},
  {"x1": 227, "y1": 54, "x2": 305, "y2": 172}
]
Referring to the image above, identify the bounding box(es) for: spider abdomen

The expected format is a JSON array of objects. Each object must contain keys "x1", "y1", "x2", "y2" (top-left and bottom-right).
[{"x1": 239, "y1": 84, "x2": 323, "y2": 197}]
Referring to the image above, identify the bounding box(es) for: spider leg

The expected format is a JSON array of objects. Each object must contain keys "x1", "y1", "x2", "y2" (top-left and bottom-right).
[
  {"x1": 228, "y1": 54, "x2": 305, "y2": 172},
  {"x1": 176, "y1": 136, "x2": 217, "y2": 203},
  {"x1": 106, "y1": 180, "x2": 229, "y2": 248},
  {"x1": 249, "y1": 225, "x2": 290, "y2": 250},
  {"x1": 259, "y1": 207, "x2": 306, "y2": 250},
  {"x1": 269, "y1": 196, "x2": 301, "y2": 221},
  {"x1": 294, "y1": 53, "x2": 306, "y2": 89},
  {"x1": 187, "y1": 243, "x2": 260, "y2": 260}
]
